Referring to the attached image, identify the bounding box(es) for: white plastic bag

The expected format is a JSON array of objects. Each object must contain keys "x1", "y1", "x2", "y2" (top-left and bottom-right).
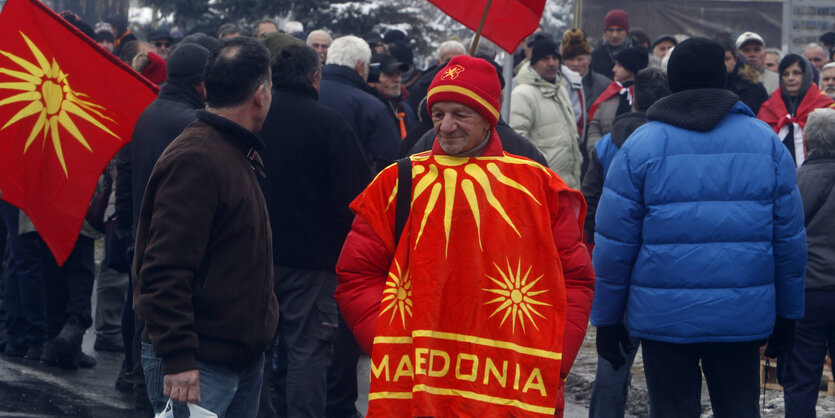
[{"x1": 154, "y1": 399, "x2": 218, "y2": 418}]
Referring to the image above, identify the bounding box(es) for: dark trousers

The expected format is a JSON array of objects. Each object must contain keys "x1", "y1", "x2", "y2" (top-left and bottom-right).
[
  {"x1": 272, "y1": 265, "x2": 338, "y2": 417},
  {"x1": 642, "y1": 339, "x2": 761, "y2": 418},
  {"x1": 326, "y1": 314, "x2": 362, "y2": 418},
  {"x1": 0, "y1": 202, "x2": 46, "y2": 349},
  {"x1": 42, "y1": 235, "x2": 95, "y2": 337},
  {"x1": 777, "y1": 289, "x2": 835, "y2": 418}
]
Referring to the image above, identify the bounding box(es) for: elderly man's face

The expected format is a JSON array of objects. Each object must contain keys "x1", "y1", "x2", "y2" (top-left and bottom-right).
[
  {"x1": 564, "y1": 54, "x2": 591, "y2": 76},
  {"x1": 308, "y1": 34, "x2": 331, "y2": 64},
  {"x1": 764, "y1": 52, "x2": 780, "y2": 72},
  {"x1": 739, "y1": 41, "x2": 764, "y2": 69},
  {"x1": 372, "y1": 70, "x2": 402, "y2": 98},
  {"x1": 804, "y1": 46, "x2": 828, "y2": 71},
  {"x1": 822, "y1": 67, "x2": 835, "y2": 99},
  {"x1": 652, "y1": 40, "x2": 675, "y2": 58},
  {"x1": 431, "y1": 101, "x2": 492, "y2": 156},
  {"x1": 605, "y1": 26, "x2": 627, "y2": 47}
]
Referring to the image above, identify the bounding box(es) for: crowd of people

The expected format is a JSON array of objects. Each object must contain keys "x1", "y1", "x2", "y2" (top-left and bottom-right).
[{"x1": 1, "y1": 5, "x2": 835, "y2": 418}]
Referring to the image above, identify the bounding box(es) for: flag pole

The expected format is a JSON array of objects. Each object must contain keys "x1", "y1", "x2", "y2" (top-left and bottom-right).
[{"x1": 468, "y1": 0, "x2": 495, "y2": 55}]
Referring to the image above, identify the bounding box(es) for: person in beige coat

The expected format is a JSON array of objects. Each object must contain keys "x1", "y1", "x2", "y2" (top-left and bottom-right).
[{"x1": 511, "y1": 39, "x2": 582, "y2": 189}]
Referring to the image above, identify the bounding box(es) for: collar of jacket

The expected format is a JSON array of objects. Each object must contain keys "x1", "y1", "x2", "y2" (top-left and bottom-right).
[
  {"x1": 647, "y1": 88, "x2": 743, "y2": 132},
  {"x1": 159, "y1": 80, "x2": 205, "y2": 110},
  {"x1": 196, "y1": 110, "x2": 266, "y2": 177},
  {"x1": 196, "y1": 109, "x2": 266, "y2": 151},
  {"x1": 515, "y1": 61, "x2": 565, "y2": 98},
  {"x1": 322, "y1": 64, "x2": 380, "y2": 97}
]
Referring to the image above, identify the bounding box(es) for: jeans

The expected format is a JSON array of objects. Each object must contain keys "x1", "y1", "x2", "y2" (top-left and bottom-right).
[
  {"x1": 642, "y1": 339, "x2": 760, "y2": 418},
  {"x1": 777, "y1": 289, "x2": 835, "y2": 418},
  {"x1": 142, "y1": 342, "x2": 264, "y2": 418},
  {"x1": 0, "y1": 201, "x2": 46, "y2": 349},
  {"x1": 589, "y1": 335, "x2": 641, "y2": 418}
]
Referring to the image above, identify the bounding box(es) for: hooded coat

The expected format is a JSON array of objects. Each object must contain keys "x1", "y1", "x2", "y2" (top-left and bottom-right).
[
  {"x1": 510, "y1": 61, "x2": 582, "y2": 189},
  {"x1": 758, "y1": 56, "x2": 835, "y2": 167},
  {"x1": 592, "y1": 89, "x2": 806, "y2": 343}
]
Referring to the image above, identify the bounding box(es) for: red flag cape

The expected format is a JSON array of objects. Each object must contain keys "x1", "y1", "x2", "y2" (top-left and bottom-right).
[
  {"x1": 757, "y1": 84, "x2": 835, "y2": 132},
  {"x1": 587, "y1": 80, "x2": 632, "y2": 124},
  {"x1": 0, "y1": 0, "x2": 158, "y2": 264},
  {"x1": 428, "y1": 0, "x2": 546, "y2": 54},
  {"x1": 352, "y1": 133, "x2": 581, "y2": 416}
]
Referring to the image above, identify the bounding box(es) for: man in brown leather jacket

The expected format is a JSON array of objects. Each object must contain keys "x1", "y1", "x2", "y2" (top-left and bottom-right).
[{"x1": 133, "y1": 37, "x2": 278, "y2": 417}]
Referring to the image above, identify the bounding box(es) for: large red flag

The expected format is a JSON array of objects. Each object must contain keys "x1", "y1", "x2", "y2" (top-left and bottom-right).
[
  {"x1": 428, "y1": 0, "x2": 546, "y2": 53},
  {"x1": 0, "y1": 0, "x2": 158, "y2": 264}
]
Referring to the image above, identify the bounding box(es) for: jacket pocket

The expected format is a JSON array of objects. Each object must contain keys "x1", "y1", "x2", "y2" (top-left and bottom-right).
[{"x1": 315, "y1": 300, "x2": 339, "y2": 342}]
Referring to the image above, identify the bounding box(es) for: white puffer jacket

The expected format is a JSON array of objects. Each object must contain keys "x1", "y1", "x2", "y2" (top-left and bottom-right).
[{"x1": 510, "y1": 62, "x2": 582, "y2": 189}]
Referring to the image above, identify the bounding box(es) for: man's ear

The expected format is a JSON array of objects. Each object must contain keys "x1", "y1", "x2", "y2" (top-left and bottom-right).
[
  {"x1": 254, "y1": 83, "x2": 268, "y2": 107},
  {"x1": 355, "y1": 60, "x2": 367, "y2": 81}
]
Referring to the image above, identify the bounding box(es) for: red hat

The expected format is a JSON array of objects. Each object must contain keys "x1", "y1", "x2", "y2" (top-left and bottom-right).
[
  {"x1": 604, "y1": 9, "x2": 629, "y2": 32},
  {"x1": 426, "y1": 55, "x2": 501, "y2": 127},
  {"x1": 141, "y1": 51, "x2": 167, "y2": 85}
]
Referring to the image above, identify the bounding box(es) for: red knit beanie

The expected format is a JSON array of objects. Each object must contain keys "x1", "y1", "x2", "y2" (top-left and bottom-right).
[
  {"x1": 426, "y1": 55, "x2": 501, "y2": 127},
  {"x1": 604, "y1": 9, "x2": 629, "y2": 32},
  {"x1": 141, "y1": 51, "x2": 167, "y2": 85}
]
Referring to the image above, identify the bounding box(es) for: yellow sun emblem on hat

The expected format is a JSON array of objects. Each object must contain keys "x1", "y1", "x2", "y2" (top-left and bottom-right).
[
  {"x1": 483, "y1": 258, "x2": 551, "y2": 335},
  {"x1": 0, "y1": 31, "x2": 119, "y2": 177},
  {"x1": 380, "y1": 260, "x2": 412, "y2": 328}
]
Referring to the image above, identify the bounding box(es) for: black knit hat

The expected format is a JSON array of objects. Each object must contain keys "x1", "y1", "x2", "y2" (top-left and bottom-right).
[
  {"x1": 166, "y1": 43, "x2": 210, "y2": 84},
  {"x1": 614, "y1": 47, "x2": 648, "y2": 75},
  {"x1": 530, "y1": 39, "x2": 560, "y2": 65},
  {"x1": 666, "y1": 37, "x2": 727, "y2": 93}
]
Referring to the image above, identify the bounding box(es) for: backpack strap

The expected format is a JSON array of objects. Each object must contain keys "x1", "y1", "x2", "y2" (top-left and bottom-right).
[{"x1": 394, "y1": 157, "x2": 412, "y2": 247}]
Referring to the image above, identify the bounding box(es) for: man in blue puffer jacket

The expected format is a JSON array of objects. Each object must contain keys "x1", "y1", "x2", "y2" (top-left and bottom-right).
[{"x1": 591, "y1": 38, "x2": 806, "y2": 418}]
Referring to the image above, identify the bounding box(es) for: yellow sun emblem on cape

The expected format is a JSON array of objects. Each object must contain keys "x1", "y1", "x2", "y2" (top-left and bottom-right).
[
  {"x1": 380, "y1": 260, "x2": 412, "y2": 328},
  {"x1": 0, "y1": 31, "x2": 119, "y2": 177},
  {"x1": 483, "y1": 258, "x2": 551, "y2": 335},
  {"x1": 386, "y1": 155, "x2": 546, "y2": 256}
]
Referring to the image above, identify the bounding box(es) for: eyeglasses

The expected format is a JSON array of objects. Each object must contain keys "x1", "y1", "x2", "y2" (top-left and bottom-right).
[{"x1": 154, "y1": 41, "x2": 171, "y2": 48}]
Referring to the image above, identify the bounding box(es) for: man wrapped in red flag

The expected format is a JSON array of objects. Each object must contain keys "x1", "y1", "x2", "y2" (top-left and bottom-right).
[
  {"x1": 0, "y1": 0, "x2": 157, "y2": 265},
  {"x1": 336, "y1": 55, "x2": 595, "y2": 417}
]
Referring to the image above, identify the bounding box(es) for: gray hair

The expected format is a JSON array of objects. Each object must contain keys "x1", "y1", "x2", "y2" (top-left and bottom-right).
[
  {"x1": 804, "y1": 42, "x2": 826, "y2": 54},
  {"x1": 307, "y1": 29, "x2": 332, "y2": 45},
  {"x1": 824, "y1": 62, "x2": 835, "y2": 71},
  {"x1": 326, "y1": 35, "x2": 371, "y2": 68},
  {"x1": 436, "y1": 40, "x2": 466, "y2": 62},
  {"x1": 467, "y1": 37, "x2": 498, "y2": 60},
  {"x1": 765, "y1": 48, "x2": 783, "y2": 60},
  {"x1": 805, "y1": 108, "x2": 835, "y2": 158}
]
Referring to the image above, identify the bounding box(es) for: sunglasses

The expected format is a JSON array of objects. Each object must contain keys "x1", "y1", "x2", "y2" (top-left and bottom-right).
[{"x1": 154, "y1": 41, "x2": 171, "y2": 48}]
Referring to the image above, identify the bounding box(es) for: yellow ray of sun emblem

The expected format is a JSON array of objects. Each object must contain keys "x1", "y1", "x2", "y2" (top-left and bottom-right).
[
  {"x1": 380, "y1": 260, "x2": 413, "y2": 328},
  {"x1": 410, "y1": 158, "x2": 542, "y2": 255},
  {"x1": 483, "y1": 258, "x2": 551, "y2": 335},
  {"x1": 0, "y1": 31, "x2": 119, "y2": 177}
]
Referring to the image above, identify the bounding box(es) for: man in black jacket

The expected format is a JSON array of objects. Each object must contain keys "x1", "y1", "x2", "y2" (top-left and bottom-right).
[
  {"x1": 113, "y1": 41, "x2": 210, "y2": 410},
  {"x1": 259, "y1": 43, "x2": 371, "y2": 417},
  {"x1": 590, "y1": 9, "x2": 633, "y2": 79},
  {"x1": 318, "y1": 35, "x2": 400, "y2": 174}
]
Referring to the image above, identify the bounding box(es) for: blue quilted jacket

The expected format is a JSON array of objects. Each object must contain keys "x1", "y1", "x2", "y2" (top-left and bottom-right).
[{"x1": 591, "y1": 89, "x2": 806, "y2": 343}]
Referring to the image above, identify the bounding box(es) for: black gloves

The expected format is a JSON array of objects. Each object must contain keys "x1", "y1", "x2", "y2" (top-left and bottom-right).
[
  {"x1": 596, "y1": 323, "x2": 634, "y2": 370},
  {"x1": 764, "y1": 317, "x2": 796, "y2": 359}
]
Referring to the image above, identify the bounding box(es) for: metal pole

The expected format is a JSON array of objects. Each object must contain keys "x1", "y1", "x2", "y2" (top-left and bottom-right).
[
  {"x1": 782, "y1": 0, "x2": 792, "y2": 54},
  {"x1": 502, "y1": 52, "x2": 513, "y2": 121}
]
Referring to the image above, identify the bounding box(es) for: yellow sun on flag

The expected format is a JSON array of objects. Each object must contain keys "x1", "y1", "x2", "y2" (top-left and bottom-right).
[
  {"x1": 409, "y1": 155, "x2": 546, "y2": 256},
  {"x1": 380, "y1": 260, "x2": 412, "y2": 328},
  {"x1": 0, "y1": 31, "x2": 119, "y2": 177},
  {"x1": 483, "y1": 258, "x2": 551, "y2": 335}
]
